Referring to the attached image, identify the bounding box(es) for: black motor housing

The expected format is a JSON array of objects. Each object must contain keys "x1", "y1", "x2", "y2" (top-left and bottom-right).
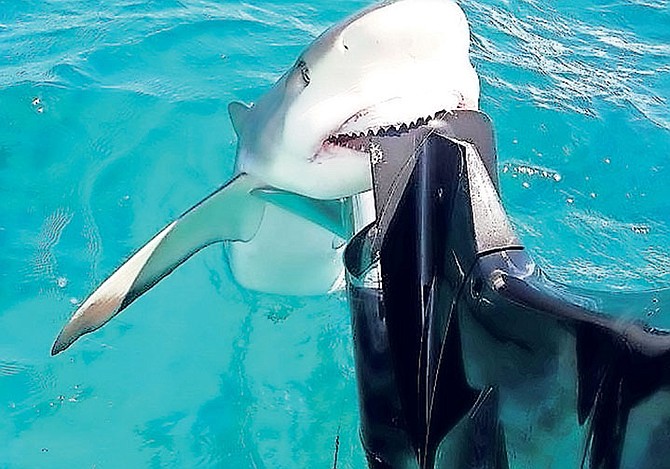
[{"x1": 344, "y1": 112, "x2": 670, "y2": 469}]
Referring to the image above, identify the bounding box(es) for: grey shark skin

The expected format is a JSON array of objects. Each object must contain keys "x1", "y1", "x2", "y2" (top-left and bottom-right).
[{"x1": 51, "y1": 0, "x2": 479, "y2": 355}]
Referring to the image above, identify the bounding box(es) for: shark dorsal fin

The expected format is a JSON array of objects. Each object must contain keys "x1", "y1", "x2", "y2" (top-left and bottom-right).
[{"x1": 228, "y1": 101, "x2": 252, "y2": 136}]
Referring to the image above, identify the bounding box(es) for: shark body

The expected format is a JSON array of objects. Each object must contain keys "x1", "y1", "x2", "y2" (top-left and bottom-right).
[{"x1": 51, "y1": 0, "x2": 479, "y2": 355}]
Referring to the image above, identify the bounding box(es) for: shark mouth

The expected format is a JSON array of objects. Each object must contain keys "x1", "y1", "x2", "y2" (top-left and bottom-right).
[{"x1": 322, "y1": 109, "x2": 450, "y2": 154}]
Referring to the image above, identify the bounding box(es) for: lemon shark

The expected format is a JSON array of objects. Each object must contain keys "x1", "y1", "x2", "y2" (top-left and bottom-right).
[{"x1": 51, "y1": 0, "x2": 479, "y2": 355}]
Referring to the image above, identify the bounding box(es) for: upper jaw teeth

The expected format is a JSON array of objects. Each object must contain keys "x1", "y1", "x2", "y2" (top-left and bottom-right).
[{"x1": 325, "y1": 109, "x2": 448, "y2": 146}]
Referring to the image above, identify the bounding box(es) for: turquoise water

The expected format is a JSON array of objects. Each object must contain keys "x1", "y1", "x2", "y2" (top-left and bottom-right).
[{"x1": 1, "y1": 0, "x2": 669, "y2": 467}]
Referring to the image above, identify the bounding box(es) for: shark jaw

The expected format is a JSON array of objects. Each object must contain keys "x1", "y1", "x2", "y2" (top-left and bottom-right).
[{"x1": 320, "y1": 109, "x2": 457, "y2": 157}]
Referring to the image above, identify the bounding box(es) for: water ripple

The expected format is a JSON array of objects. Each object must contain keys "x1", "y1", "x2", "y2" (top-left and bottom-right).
[
  {"x1": 27, "y1": 208, "x2": 73, "y2": 291},
  {"x1": 464, "y1": 0, "x2": 670, "y2": 129}
]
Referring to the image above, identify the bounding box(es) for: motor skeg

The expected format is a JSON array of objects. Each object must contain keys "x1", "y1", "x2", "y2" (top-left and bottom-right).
[{"x1": 345, "y1": 112, "x2": 510, "y2": 468}]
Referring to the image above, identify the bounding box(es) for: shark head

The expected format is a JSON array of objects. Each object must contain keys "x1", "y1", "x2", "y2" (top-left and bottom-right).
[{"x1": 230, "y1": 0, "x2": 480, "y2": 199}]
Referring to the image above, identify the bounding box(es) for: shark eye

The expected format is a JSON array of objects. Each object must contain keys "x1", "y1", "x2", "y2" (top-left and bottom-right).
[{"x1": 296, "y1": 60, "x2": 310, "y2": 86}]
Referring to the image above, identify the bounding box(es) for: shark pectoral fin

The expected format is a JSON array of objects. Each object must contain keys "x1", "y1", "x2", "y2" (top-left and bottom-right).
[
  {"x1": 228, "y1": 101, "x2": 252, "y2": 136},
  {"x1": 51, "y1": 173, "x2": 265, "y2": 356},
  {"x1": 251, "y1": 187, "x2": 351, "y2": 239}
]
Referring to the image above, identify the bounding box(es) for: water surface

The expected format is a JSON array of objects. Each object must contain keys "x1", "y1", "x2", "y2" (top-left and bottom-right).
[{"x1": 1, "y1": 0, "x2": 669, "y2": 467}]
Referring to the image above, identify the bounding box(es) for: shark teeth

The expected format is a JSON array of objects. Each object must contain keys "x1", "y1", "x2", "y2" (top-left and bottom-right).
[{"x1": 325, "y1": 109, "x2": 450, "y2": 150}]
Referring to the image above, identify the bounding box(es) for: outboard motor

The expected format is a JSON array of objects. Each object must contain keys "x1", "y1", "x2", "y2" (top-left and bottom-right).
[{"x1": 344, "y1": 111, "x2": 670, "y2": 469}]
